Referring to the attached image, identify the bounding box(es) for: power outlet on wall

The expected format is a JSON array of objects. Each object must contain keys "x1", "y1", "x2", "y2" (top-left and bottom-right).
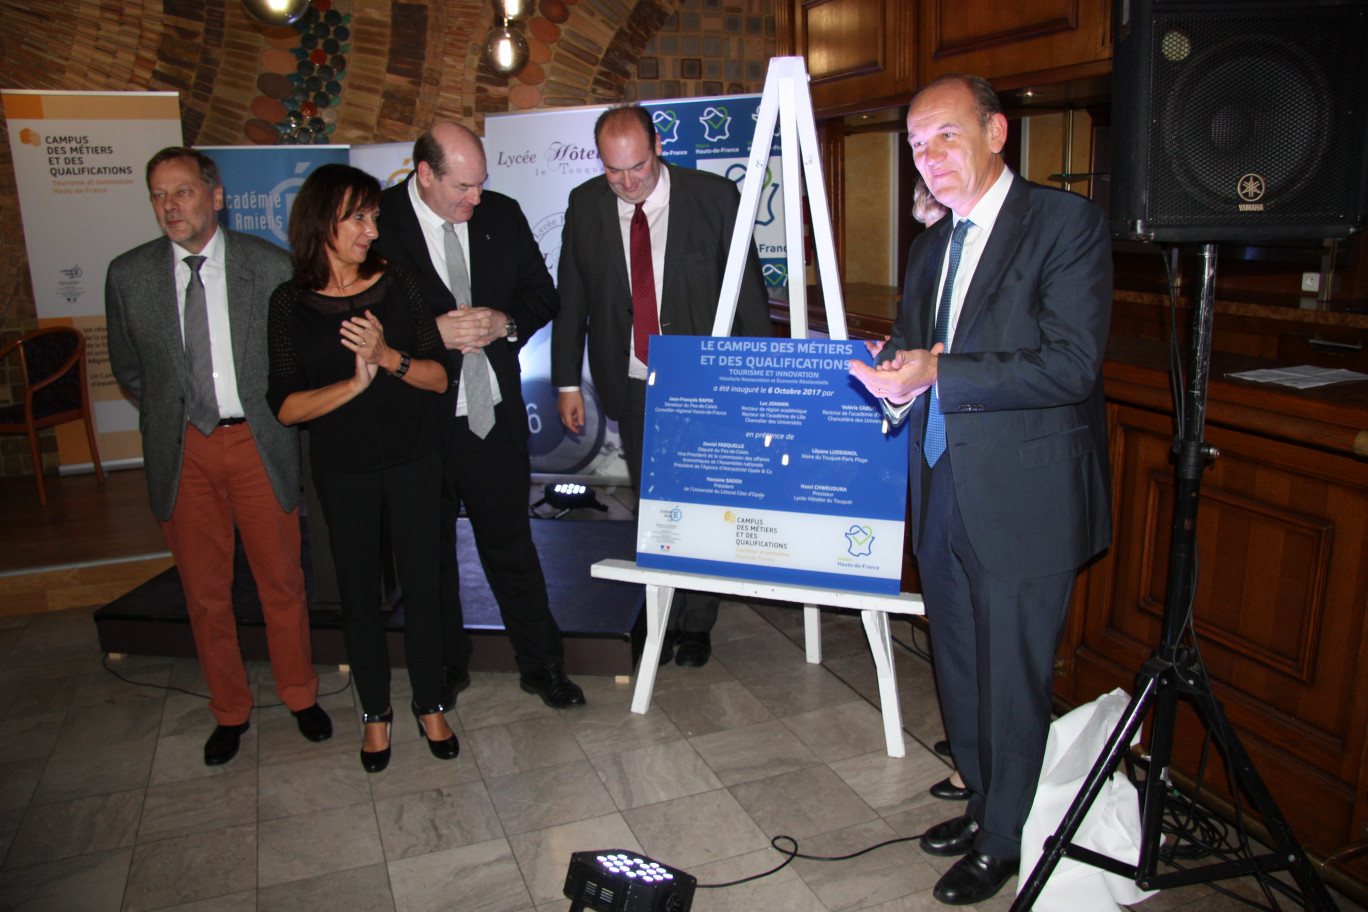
[{"x1": 1301, "y1": 272, "x2": 1321, "y2": 293}]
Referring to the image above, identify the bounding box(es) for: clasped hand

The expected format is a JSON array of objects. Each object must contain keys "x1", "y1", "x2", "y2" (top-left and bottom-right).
[
  {"x1": 438, "y1": 307, "x2": 506, "y2": 354},
  {"x1": 340, "y1": 309, "x2": 387, "y2": 387},
  {"x1": 848, "y1": 340, "x2": 944, "y2": 404}
]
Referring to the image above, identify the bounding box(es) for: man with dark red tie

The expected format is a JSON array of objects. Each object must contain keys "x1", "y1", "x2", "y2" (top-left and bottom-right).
[{"x1": 552, "y1": 104, "x2": 771, "y2": 667}]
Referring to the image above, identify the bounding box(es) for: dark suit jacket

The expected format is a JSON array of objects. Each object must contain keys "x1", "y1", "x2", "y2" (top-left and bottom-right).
[
  {"x1": 105, "y1": 229, "x2": 299, "y2": 522},
  {"x1": 375, "y1": 178, "x2": 559, "y2": 448},
  {"x1": 886, "y1": 174, "x2": 1113, "y2": 579},
  {"x1": 551, "y1": 162, "x2": 772, "y2": 421}
]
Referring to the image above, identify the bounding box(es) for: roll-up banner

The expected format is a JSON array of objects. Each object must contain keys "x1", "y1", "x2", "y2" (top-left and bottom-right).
[{"x1": 2, "y1": 90, "x2": 183, "y2": 469}]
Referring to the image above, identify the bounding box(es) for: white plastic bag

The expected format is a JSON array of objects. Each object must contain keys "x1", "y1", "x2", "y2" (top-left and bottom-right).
[{"x1": 1019, "y1": 687, "x2": 1159, "y2": 910}]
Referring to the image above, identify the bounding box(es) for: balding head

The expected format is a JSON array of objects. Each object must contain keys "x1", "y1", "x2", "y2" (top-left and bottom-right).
[
  {"x1": 594, "y1": 105, "x2": 664, "y2": 206},
  {"x1": 413, "y1": 121, "x2": 488, "y2": 223}
]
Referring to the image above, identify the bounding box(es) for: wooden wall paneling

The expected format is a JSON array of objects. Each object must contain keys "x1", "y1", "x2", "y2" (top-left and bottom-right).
[
  {"x1": 1066, "y1": 398, "x2": 1368, "y2": 859},
  {"x1": 794, "y1": 0, "x2": 917, "y2": 117},
  {"x1": 817, "y1": 117, "x2": 846, "y2": 281},
  {"x1": 919, "y1": 0, "x2": 1110, "y2": 86}
]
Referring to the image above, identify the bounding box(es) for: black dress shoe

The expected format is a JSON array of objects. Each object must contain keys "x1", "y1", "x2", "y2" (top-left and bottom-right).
[
  {"x1": 919, "y1": 815, "x2": 980, "y2": 856},
  {"x1": 929, "y1": 777, "x2": 972, "y2": 801},
  {"x1": 204, "y1": 722, "x2": 249, "y2": 766},
  {"x1": 673, "y1": 632, "x2": 711, "y2": 667},
  {"x1": 934, "y1": 739, "x2": 952, "y2": 758},
  {"x1": 291, "y1": 703, "x2": 333, "y2": 742},
  {"x1": 932, "y1": 850, "x2": 1018, "y2": 905},
  {"x1": 360, "y1": 708, "x2": 393, "y2": 774},
  {"x1": 519, "y1": 664, "x2": 587, "y2": 708},
  {"x1": 439, "y1": 667, "x2": 471, "y2": 709},
  {"x1": 410, "y1": 701, "x2": 459, "y2": 760},
  {"x1": 658, "y1": 631, "x2": 677, "y2": 665}
]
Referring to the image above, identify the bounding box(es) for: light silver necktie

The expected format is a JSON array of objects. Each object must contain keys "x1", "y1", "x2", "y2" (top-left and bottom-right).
[
  {"x1": 443, "y1": 222, "x2": 495, "y2": 438},
  {"x1": 182, "y1": 255, "x2": 220, "y2": 436}
]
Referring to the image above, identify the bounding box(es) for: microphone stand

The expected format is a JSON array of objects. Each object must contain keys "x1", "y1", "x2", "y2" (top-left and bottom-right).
[{"x1": 1010, "y1": 243, "x2": 1339, "y2": 911}]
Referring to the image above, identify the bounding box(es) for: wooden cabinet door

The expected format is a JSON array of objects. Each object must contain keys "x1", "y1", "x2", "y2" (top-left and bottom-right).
[
  {"x1": 920, "y1": 0, "x2": 1111, "y2": 86},
  {"x1": 783, "y1": 0, "x2": 918, "y2": 116},
  {"x1": 1063, "y1": 397, "x2": 1368, "y2": 864}
]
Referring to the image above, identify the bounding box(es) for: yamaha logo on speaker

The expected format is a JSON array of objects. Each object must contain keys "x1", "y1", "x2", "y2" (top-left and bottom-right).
[{"x1": 1237, "y1": 173, "x2": 1266, "y2": 211}]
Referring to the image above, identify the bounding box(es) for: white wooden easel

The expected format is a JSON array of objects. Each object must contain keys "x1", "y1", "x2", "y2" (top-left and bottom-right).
[{"x1": 590, "y1": 57, "x2": 923, "y2": 758}]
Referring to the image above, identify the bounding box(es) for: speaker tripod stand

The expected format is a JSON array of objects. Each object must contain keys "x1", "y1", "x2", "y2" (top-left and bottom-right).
[{"x1": 1010, "y1": 243, "x2": 1339, "y2": 912}]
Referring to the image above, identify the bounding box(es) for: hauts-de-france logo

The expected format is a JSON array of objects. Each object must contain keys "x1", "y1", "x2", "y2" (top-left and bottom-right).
[
  {"x1": 652, "y1": 110, "x2": 681, "y2": 145},
  {"x1": 845, "y1": 524, "x2": 875, "y2": 557},
  {"x1": 700, "y1": 106, "x2": 732, "y2": 142},
  {"x1": 723, "y1": 162, "x2": 780, "y2": 227}
]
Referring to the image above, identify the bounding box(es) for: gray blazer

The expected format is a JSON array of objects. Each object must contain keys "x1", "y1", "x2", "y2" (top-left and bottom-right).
[{"x1": 105, "y1": 228, "x2": 299, "y2": 521}]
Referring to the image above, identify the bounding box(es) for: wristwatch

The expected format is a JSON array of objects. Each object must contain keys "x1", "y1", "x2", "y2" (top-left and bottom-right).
[
  {"x1": 389, "y1": 351, "x2": 411, "y2": 378},
  {"x1": 505, "y1": 316, "x2": 518, "y2": 342}
]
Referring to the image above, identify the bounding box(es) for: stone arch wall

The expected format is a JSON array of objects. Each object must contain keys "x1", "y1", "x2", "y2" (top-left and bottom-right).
[{"x1": 0, "y1": 0, "x2": 774, "y2": 476}]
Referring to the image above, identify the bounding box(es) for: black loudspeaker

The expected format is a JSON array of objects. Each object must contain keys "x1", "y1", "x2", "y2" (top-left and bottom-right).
[{"x1": 1111, "y1": 0, "x2": 1368, "y2": 242}]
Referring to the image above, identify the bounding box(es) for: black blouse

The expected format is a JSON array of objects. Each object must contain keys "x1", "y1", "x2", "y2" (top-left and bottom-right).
[{"x1": 267, "y1": 267, "x2": 449, "y2": 474}]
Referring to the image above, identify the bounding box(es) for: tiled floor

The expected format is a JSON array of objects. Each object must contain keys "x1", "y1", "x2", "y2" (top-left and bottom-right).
[{"x1": 0, "y1": 594, "x2": 1357, "y2": 912}]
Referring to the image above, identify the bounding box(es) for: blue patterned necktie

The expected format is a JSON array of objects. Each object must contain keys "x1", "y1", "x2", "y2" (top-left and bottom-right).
[{"x1": 923, "y1": 217, "x2": 972, "y2": 467}]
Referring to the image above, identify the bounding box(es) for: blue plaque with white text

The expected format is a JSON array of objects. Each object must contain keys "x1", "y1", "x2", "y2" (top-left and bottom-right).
[{"x1": 637, "y1": 336, "x2": 908, "y2": 594}]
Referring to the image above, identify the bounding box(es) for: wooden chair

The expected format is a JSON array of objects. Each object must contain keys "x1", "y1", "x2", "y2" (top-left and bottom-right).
[{"x1": 0, "y1": 326, "x2": 105, "y2": 505}]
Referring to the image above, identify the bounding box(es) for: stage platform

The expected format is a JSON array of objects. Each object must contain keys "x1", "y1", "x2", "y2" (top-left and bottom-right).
[{"x1": 93, "y1": 517, "x2": 647, "y2": 677}]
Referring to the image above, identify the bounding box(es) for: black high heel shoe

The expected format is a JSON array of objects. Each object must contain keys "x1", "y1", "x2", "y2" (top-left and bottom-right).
[
  {"x1": 360, "y1": 708, "x2": 393, "y2": 773},
  {"x1": 411, "y1": 700, "x2": 459, "y2": 760}
]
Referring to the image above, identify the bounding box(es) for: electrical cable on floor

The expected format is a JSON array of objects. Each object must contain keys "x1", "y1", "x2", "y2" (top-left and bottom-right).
[
  {"x1": 697, "y1": 830, "x2": 930, "y2": 889},
  {"x1": 101, "y1": 651, "x2": 353, "y2": 708}
]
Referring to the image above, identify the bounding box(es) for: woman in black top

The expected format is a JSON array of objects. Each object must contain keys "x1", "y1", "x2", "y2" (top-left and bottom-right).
[{"x1": 267, "y1": 164, "x2": 455, "y2": 774}]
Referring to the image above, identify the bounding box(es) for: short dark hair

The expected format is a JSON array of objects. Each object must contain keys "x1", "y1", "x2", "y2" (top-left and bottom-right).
[
  {"x1": 413, "y1": 130, "x2": 445, "y2": 179},
  {"x1": 594, "y1": 104, "x2": 657, "y2": 148},
  {"x1": 916, "y1": 73, "x2": 1004, "y2": 131},
  {"x1": 287, "y1": 163, "x2": 386, "y2": 291},
  {"x1": 145, "y1": 147, "x2": 221, "y2": 193}
]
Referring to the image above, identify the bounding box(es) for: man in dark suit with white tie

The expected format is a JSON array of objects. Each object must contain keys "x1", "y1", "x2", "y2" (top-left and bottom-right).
[
  {"x1": 552, "y1": 104, "x2": 772, "y2": 667},
  {"x1": 374, "y1": 122, "x2": 584, "y2": 709},
  {"x1": 851, "y1": 74, "x2": 1113, "y2": 905},
  {"x1": 106, "y1": 147, "x2": 331, "y2": 766}
]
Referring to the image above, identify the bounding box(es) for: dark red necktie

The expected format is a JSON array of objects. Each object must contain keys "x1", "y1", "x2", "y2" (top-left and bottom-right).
[{"x1": 631, "y1": 202, "x2": 659, "y2": 364}]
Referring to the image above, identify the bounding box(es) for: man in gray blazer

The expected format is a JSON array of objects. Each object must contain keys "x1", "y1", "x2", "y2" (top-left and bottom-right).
[
  {"x1": 106, "y1": 147, "x2": 330, "y2": 766},
  {"x1": 851, "y1": 75, "x2": 1112, "y2": 905},
  {"x1": 553, "y1": 104, "x2": 771, "y2": 668}
]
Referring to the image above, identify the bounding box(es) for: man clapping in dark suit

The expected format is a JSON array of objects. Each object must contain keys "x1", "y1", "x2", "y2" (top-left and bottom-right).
[
  {"x1": 552, "y1": 104, "x2": 772, "y2": 668},
  {"x1": 106, "y1": 147, "x2": 331, "y2": 766},
  {"x1": 850, "y1": 74, "x2": 1113, "y2": 904},
  {"x1": 373, "y1": 122, "x2": 584, "y2": 709}
]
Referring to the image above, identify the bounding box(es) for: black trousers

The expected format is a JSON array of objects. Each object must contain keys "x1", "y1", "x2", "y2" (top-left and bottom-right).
[
  {"x1": 917, "y1": 453, "x2": 1077, "y2": 860},
  {"x1": 439, "y1": 415, "x2": 563, "y2": 675},
  {"x1": 620, "y1": 377, "x2": 719, "y2": 634},
  {"x1": 315, "y1": 449, "x2": 444, "y2": 716}
]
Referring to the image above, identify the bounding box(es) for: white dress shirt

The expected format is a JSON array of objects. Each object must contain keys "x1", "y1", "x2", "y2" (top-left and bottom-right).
[
  {"x1": 889, "y1": 165, "x2": 1015, "y2": 423},
  {"x1": 173, "y1": 227, "x2": 244, "y2": 419}
]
